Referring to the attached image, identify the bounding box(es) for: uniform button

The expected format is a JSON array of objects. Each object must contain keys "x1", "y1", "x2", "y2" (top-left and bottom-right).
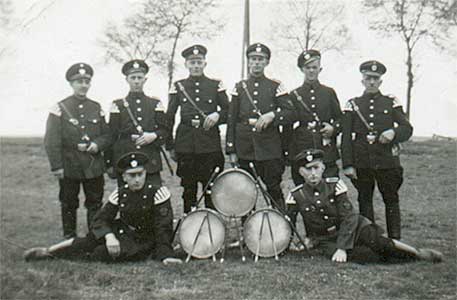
[
  {"x1": 80, "y1": 114, "x2": 84, "y2": 118},
  {"x1": 183, "y1": 98, "x2": 187, "y2": 102},
  {"x1": 252, "y1": 128, "x2": 256, "y2": 132},
  {"x1": 136, "y1": 146, "x2": 141, "y2": 149},
  {"x1": 136, "y1": 99, "x2": 141, "y2": 104},
  {"x1": 311, "y1": 96, "x2": 315, "y2": 100},
  {"x1": 314, "y1": 192, "x2": 319, "y2": 196},
  {"x1": 195, "y1": 82, "x2": 200, "y2": 86},
  {"x1": 81, "y1": 125, "x2": 85, "y2": 129},
  {"x1": 369, "y1": 122, "x2": 374, "y2": 126},
  {"x1": 316, "y1": 200, "x2": 321, "y2": 204},
  {"x1": 195, "y1": 115, "x2": 200, "y2": 119},
  {"x1": 137, "y1": 117, "x2": 142, "y2": 121},
  {"x1": 142, "y1": 206, "x2": 146, "y2": 209},
  {"x1": 313, "y1": 113, "x2": 317, "y2": 116},
  {"x1": 323, "y1": 216, "x2": 329, "y2": 220},
  {"x1": 384, "y1": 110, "x2": 389, "y2": 114},
  {"x1": 208, "y1": 99, "x2": 213, "y2": 103},
  {"x1": 227, "y1": 142, "x2": 233, "y2": 147},
  {"x1": 254, "y1": 82, "x2": 259, "y2": 87},
  {"x1": 369, "y1": 106, "x2": 374, "y2": 110},
  {"x1": 310, "y1": 90, "x2": 315, "y2": 93},
  {"x1": 369, "y1": 114, "x2": 374, "y2": 118},
  {"x1": 143, "y1": 195, "x2": 147, "y2": 199},
  {"x1": 196, "y1": 97, "x2": 200, "y2": 101},
  {"x1": 122, "y1": 194, "x2": 127, "y2": 197},
  {"x1": 312, "y1": 129, "x2": 317, "y2": 133},
  {"x1": 329, "y1": 199, "x2": 334, "y2": 203},
  {"x1": 320, "y1": 209, "x2": 324, "y2": 212},
  {"x1": 120, "y1": 203, "x2": 125, "y2": 207},
  {"x1": 137, "y1": 108, "x2": 142, "y2": 112},
  {"x1": 78, "y1": 104, "x2": 83, "y2": 109},
  {"x1": 252, "y1": 110, "x2": 257, "y2": 113},
  {"x1": 119, "y1": 229, "x2": 124, "y2": 234},
  {"x1": 195, "y1": 89, "x2": 200, "y2": 93},
  {"x1": 370, "y1": 99, "x2": 374, "y2": 103},
  {"x1": 305, "y1": 207, "x2": 310, "y2": 211},
  {"x1": 254, "y1": 100, "x2": 258, "y2": 104},
  {"x1": 253, "y1": 91, "x2": 258, "y2": 95},
  {"x1": 148, "y1": 184, "x2": 153, "y2": 188},
  {"x1": 311, "y1": 104, "x2": 316, "y2": 108}
]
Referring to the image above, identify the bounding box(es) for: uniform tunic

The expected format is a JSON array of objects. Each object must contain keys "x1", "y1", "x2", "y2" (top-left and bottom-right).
[{"x1": 107, "y1": 92, "x2": 169, "y2": 174}]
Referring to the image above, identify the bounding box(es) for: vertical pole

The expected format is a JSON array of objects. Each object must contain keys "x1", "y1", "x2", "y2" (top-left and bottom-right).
[{"x1": 241, "y1": 0, "x2": 250, "y2": 79}]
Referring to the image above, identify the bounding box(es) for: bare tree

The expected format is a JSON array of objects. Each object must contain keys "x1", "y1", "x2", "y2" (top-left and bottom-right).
[
  {"x1": 99, "y1": 0, "x2": 224, "y2": 88},
  {"x1": 363, "y1": 0, "x2": 457, "y2": 118},
  {"x1": 271, "y1": 0, "x2": 351, "y2": 57}
]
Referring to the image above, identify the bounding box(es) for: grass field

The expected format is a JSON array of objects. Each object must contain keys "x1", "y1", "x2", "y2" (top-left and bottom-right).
[{"x1": 1, "y1": 137, "x2": 456, "y2": 300}]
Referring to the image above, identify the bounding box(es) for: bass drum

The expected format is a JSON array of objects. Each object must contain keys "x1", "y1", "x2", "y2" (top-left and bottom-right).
[
  {"x1": 243, "y1": 208, "x2": 292, "y2": 258},
  {"x1": 211, "y1": 168, "x2": 258, "y2": 217},
  {"x1": 178, "y1": 208, "x2": 225, "y2": 259}
]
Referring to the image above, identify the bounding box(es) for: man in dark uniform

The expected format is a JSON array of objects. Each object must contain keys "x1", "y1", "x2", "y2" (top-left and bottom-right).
[
  {"x1": 107, "y1": 59, "x2": 169, "y2": 187},
  {"x1": 166, "y1": 45, "x2": 229, "y2": 213},
  {"x1": 287, "y1": 149, "x2": 442, "y2": 263},
  {"x1": 284, "y1": 50, "x2": 343, "y2": 245},
  {"x1": 226, "y1": 43, "x2": 295, "y2": 210},
  {"x1": 24, "y1": 152, "x2": 182, "y2": 265},
  {"x1": 341, "y1": 60, "x2": 413, "y2": 239},
  {"x1": 44, "y1": 63, "x2": 111, "y2": 239}
]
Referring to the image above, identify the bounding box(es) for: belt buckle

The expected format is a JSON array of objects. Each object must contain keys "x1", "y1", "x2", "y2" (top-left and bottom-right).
[
  {"x1": 366, "y1": 132, "x2": 377, "y2": 144},
  {"x1": 326, "y1": 225, "x2": 336, "y2": 234},
  {"x1": 248, "y1": 118, "x2": 258, "y2": 126},
  {"x1": 191, "y1": 119, "x2": 200, "y2": 128}
]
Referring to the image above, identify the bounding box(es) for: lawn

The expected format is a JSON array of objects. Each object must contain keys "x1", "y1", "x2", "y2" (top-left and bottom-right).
[{"x1": 1, "y1": 137, "x2": 455, "y2": 300}]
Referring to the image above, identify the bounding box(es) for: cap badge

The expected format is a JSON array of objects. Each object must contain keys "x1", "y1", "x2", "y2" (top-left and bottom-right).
[
  {"x1": 306, "y1": 155, "x2": 313, "y2": 162},
  {"x1": 79, "y1": 64, "x2": 84, "y2": 67},
  {"x1": 79, "y1": 68, "x2": 86, "y2": 75},
  {"x1": 371, "y1": 64, "x2": 377, "y2": 71},
  {"x1": 130, "y1": 160, "x2": 138, "y2": 168},
  {"x1": 304, "y1": 53, "x2": 311, "y2": 60},
  {"x1": 256, "y1": 47, "x2": 262, "y2": 52},
  {"x1": 133, "y1": 62, "x2": 140, "y2": 69},
  {"x1": 131, "y1": 154, "x2": 136, "y2": 159},
  {"x1": 193, "y1": 48, "x2": 199, "y2": 55}
]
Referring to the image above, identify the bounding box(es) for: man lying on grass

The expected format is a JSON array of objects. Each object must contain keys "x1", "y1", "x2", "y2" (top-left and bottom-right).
[
  {"x1": 287, "y1": 149, "x2": 443, "y2": 263},
  {"x1": 24, "y1": 152, "x2": 182, "y2": 265}
]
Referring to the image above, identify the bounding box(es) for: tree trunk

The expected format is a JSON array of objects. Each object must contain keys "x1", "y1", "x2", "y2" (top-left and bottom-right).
[
  {"x1": 405, "y1": 46, "x2": 414, "y2": 119},
  {"x1": 167, "y1": 29, "x2": 181, "y2": 90}
]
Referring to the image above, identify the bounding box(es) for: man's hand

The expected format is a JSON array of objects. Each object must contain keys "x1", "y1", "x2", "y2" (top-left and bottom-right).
[
  {"x1": 378, "y1": 129, "x2": 396, "y2": 144},
  {"x1": 136, "y1": 132, "x2": 158, "y2": 146},
  {"x1": 343, "y1": 167, "x2": 357, "y2": 180},
  {"x1": 86, "y1": 142, "x2": 99, "y2": 154},
  {"x1": 203, "y1": 112, "x2": 220, "y2": 130},
  {"x1": 320, "y1": 122, "x2": 334, "y2": 139},
  {"x1": 229, "y1": 153, "x2": 238, "y2": 165},
  {"x1": 77, "y1": 143, "x2": 88, "y2": 152},
  {"x1": 162, "y1": 257, "x2": 183, "y2": 265},
  {"x1": 255, "y1": 112, "x2": 275, "y2": 132},
  {"x1": 169, "y1": 149, "x2": 178, "y2": 162},
  {"x1": 52, "y1": 168, "x2": 64, "y2": 179},
  {"x1": 331, "y1": 249, "x2": 347, "y2": 263},
  {"x1": 105, "y1": 233, "x2": 121, "y2": 259}
]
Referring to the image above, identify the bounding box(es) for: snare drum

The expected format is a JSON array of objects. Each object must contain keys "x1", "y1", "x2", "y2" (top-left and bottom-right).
[
  {"x1": 243, "y1": 208, "x2": 292, "y2": 258},
  {"x1": 211, "y1": 168, "x2": 258, "y2": 217},
  {"x1": 178, "y1": 208, "x2": 225, "y2": 259}
]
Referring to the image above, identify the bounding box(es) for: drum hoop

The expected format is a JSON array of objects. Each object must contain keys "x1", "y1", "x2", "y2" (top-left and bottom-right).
[{"x1": 213, "y1": 167, "x2": 256, "y2": 184}]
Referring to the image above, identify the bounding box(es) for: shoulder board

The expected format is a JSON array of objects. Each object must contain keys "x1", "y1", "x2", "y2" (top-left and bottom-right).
[
  {"x1": 155, "y1": 100, "x2": 166, "y2": 112},
  {"x1": 110, "y1": 101, "x2": 120, "y2": 114},
  {"x1": 285, "y1": 192, "x2": 296, "y2": 205},
  {"x1": 217, "y1": 80, "x2": 226, "y2": 92},
  {"x1": 49, "y1": 103, "x2": 62, "y2": 116},
  {"x1": 387, "y1": 94, "x2": 402, "y2": 108},
  {"x1": 154, "y1": 186, "x2": 171, "y2": 205},
  {"x1": 168, "y1": 82, "x2": 178, "y2": 94},
  {"x1": 325, "y1": 177, "x2": 339, "y2": 183},
  {"x1": 275, "y1": 81, "x2": 288, "y2": 97},
  {"x1": 108, "y1": 188, "x2": 119, "y2": 205},
  {"x1": 335, "y1": 179, "x2": 348, "y2": 196},
  {"x1": 290, "y1": 184, "x2": 304, "y2": 193}
]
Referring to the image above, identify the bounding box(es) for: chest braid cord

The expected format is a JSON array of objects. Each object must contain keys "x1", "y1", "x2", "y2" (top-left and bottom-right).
[
  {"x1": 176, "y1": 82, "x2": 207, "y2": 119},
  {"x1": 240, "y1": 81, "x2": 262, "y2": 117},
  {"x1": 292, "y1": 90, "x2": 321, "y2": 148},
  {"x1": 348, "y1": 99, "x2": 375, "y2": 132}
]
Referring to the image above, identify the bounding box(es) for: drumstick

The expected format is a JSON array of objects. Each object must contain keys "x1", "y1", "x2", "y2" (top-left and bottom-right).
[
  {"x1": 185, "y1": 214, "x2": 208, "y2": 263},
  {"x1": 205, "y1": 211, "x2": 217, "y2": 262},
  {"x1": 265, "y1": 212, "x2": 279, "y2": 260},
  {"x1": 255, "y1": 212, "x2": 266, "y2": 262},
  {"x1": 196, "y1": 166, "x2": 221, "y2": 207}
]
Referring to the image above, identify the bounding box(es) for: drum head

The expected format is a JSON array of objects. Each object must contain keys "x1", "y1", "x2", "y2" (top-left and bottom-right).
[
  {"x1": 211, "y1": 168, "x2": 258, "y2": 217},
  {"x1": 178, "y1": 209, "x2": 225, "y2": 259},
  {"x1": 243, "y1": 209, "x2": 292, "y2": 257}
]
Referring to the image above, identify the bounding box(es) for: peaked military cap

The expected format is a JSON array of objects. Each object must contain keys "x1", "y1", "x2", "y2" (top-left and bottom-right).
[
  {"x1": 65, "y1": 63, "x2": 93, "y2": 82},
  {"x1": 294, "y1": 149, "x2": 324, "y2": 167},
  {"x1": 181, "y1": 44, "x2": 207, "y2": 59},
  {"x1": 297, "y1": 49, "x2": 321, "y2": 68},
  {"x1": 117, "y1": 152, "x2": 149, "y2": 173},
  {"x1": 360, "y1": 60, "x2": 386, "y2": 77},
  {"x1": 246, "y1": 43, "x2": 271, "y2": 59},
  {"x1": 122, "y1": 59, "x2": 149, "y2": 76}
]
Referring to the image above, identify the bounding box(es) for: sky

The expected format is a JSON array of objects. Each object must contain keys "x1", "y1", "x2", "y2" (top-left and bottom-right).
[{"x1": 0, "y1": 0, "x2": 456, "y2": 137}]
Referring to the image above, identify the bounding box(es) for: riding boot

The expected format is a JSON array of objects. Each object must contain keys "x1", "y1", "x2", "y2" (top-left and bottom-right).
[
  {"x1": 61, "y1": 206, "x2": 77, "y2": 239},
  {"x1": 386, "y1": 202, "x2": 401, "y2": 239}
]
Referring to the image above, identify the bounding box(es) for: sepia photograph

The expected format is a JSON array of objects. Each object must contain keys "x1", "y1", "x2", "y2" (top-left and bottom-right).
[{"x1": 1, "y1": 0, "x2": 456, "y2": 299}]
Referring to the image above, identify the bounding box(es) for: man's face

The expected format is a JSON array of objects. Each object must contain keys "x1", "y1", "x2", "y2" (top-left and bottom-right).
[
  {"x1": 185, "y1": 57, "x2": 206, "y2": 76},
  {"x1": 301, "y1": 59, "x2": 321, "y2": 82},
  {"x1": 298, "y1": 161, "x2": 325, "y2": 186},
  {"x1": 362, "y1": 74, "x2": 382, "y2": 94},
  {"x1": 126, "y1": 72, "x2": 147, "y2": 92},
  {"x1": 122, "y1": 168, "x2": 147, "y2": 191},
  {"x1": 70, "y1": 78, "x2": 91, "y2": 97},
  {"x1": 248, "y1": 54, "x2": 269, "y2": 76}
]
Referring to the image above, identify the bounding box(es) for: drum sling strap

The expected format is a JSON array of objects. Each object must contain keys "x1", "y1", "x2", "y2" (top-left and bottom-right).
[
  {"x1": 176, "y1": 82, "x2": 208, "y2": 119},
  {"x1": 241, "y1": 81, "x2": 262, "y2": 117}
]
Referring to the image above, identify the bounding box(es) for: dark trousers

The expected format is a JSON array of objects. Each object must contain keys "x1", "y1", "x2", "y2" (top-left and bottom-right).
[
  {"x1": 238, "y1": 158, "x2": 285, "y2": 210},
  {"x1": 351, "y1": 167, "x2": 404, "y2": 239},
  {"x1": 287, "y1": 162, "x2": 339, "y2": 226},
  {"x1": 176, "y1": 152, "x2": 225, "y2": 213},
  {"x1": 58, "y1": 176, "x2": 104, "y2": 239}
]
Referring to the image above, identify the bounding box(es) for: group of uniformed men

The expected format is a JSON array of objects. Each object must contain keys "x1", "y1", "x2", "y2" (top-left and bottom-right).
[{"x1": 23, "y1": 43, "x2": 443, "y2": 264}]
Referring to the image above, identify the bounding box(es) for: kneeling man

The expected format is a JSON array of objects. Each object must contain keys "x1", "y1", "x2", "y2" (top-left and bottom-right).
[
  {"x1": 24, "y1": 152, "x2": 182, "y2": 265},
  {"x1": 287, "y1": 149, "x2": 442, "y2": 263}
]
